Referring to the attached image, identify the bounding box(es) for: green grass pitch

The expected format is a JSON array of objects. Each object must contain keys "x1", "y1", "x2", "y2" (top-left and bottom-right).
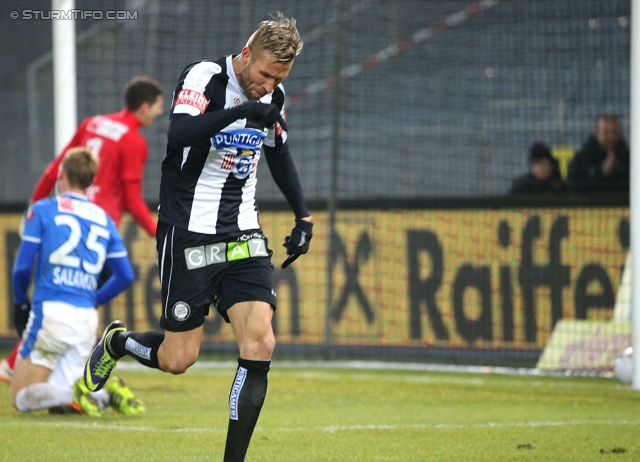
[{"x1": 1, "y1": 360, "x2": 639, "y2": 461}]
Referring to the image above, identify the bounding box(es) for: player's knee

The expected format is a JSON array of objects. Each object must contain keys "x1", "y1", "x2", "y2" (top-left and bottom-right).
[
  {"x1": 160, "y1": 350, "x2": 198, "y2": 374},
  {"x1": 241, "y1": 333, "x2": 275, "y2": 359},
  {"x1": 264, "y1": 334, "x2": 276, "y2": 356},
  {"x1": 255, "y1": 332, "x2": 276, "y2": 357},
  {"x1": 162, "y1": 357, "x2": 195, "y2": 374}
]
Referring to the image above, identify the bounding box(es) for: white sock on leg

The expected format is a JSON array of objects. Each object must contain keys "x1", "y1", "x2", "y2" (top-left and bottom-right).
[
  {"x1": 15, "y1": 383, "x2": 73, "y2": 412},
  {"x1": 92, "y1": 389, "x2": 110, "y2": 409}
]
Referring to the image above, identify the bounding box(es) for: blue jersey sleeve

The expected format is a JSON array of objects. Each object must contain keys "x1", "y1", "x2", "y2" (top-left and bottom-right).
[
  {"x1": 12, "y1": 240, "x2": 39, "y2": 304},
  {"x1": 21, "y1": 203, "x2": 44, "y2": 244},
  {"x1": 13, "y1": 203, "x2": 46, "y2": 303},
  {"x1": 95, "y1": 256, "x2": 134, "y2": 305},
  {"x1": 94, "y1": 217, "x2": 133, "y2": 304},
  {"x1": 106, "y1": 217, "x2": 128, "y2": 259}
]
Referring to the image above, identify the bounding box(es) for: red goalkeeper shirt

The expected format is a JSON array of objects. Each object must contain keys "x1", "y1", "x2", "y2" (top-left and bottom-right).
[{"x1": 31, "y1": 109, "x2": 157, "y2": 236}]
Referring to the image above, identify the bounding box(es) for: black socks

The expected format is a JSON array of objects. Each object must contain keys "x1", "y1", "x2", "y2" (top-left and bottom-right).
[
  {"x1": 109, "y1": 334, "x2": 271, "y2": 461},
  {"x1": 109, "y1": 330, "x2": 165, "y2": 369},
  {"x1": 223, "y1": 358, "x2": 270, "y2": 462}
]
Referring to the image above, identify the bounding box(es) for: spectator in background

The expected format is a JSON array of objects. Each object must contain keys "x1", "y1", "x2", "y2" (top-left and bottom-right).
[
  {"x1": 567, "y1": 114, "x2": 629, "y2": 191},
  {"x1": 509, "y1": 142, "x2": 566, "y2": 194}
]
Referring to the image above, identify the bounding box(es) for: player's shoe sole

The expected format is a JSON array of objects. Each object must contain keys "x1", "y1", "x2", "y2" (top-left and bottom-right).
[
  {"x1": 73, "y1": 378, "x2": 102, "y2": 417},
  {"x1": 106, "y1": 376, "x2": 146, "y2": 415},
  {"x1": 0, "y1": 359, "x2": 13, "y2": 385},
  {"x1": 84, "y1": 320, "x2": 126, "y2": 392}
]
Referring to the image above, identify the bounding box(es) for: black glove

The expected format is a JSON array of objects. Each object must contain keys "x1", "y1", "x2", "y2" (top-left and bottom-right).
[
  {"x1": 282, "y1": 219, "x2": 313, "y2": 269},
  {"x1": 240, "y1": 102, "x2": 288, "y2": 131},
  {"x1": 14, "y1": 301, "x2": 31, "y2": 337}
]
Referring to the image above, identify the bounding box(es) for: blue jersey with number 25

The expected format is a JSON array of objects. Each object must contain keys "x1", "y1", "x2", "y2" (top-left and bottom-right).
[{"x1": 21, "y1": 193, "x2": 127, "y2": 307}]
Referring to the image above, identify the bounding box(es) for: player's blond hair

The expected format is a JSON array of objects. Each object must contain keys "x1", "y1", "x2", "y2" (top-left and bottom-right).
[
  {"x1": 62, "y1": 147, "x2": 99, "y2": 190},
  {"x1": 246, "y1": 12, "x2": 303, "y2": 62}
]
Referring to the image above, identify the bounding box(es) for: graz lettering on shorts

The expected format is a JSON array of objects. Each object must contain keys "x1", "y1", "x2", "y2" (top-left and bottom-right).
[
  {"x1": 212, "y1": 128, "x2": 266, "y2": 150},
  {"x1": 184, "y1": 238, "x2": 269, "y2": 270},
  {"x1": 229, "y1": 366, "x2": 247, "y2": 420}
]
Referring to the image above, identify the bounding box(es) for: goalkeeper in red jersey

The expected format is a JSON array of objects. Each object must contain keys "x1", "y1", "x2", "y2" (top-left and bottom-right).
[
  {"x1": 0, "y1": 76, "x2": 164, "y2": 385},
  {"x1": 31, "y1": 76, "x2": 163, "y2": 236}
]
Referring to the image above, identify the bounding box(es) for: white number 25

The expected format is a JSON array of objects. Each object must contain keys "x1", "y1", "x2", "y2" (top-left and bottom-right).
[{"x1": 48, "y1": 215, "x2": 109, "y2": 275}]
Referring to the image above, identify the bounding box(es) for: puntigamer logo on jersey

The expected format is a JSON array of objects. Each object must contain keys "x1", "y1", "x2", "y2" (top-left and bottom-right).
[{"x1": 212, "y1": 129, "x2": 266, "y2": 151}]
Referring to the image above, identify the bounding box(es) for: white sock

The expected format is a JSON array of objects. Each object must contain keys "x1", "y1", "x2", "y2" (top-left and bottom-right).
[
  {"x1": 92, "y1": 389, "x2": 110, "y2": 409},
  {"x1": 15, "y1": 383, "x2": 73, "y2": 412}
]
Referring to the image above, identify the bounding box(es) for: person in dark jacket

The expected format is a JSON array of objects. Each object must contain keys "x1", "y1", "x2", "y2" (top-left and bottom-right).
[
  {"x1": 509, "y1": 142, "x2": 566, "y2": 194},
  {"x1": 567, "y1": 114, "x2": 629, "y2": 191}
]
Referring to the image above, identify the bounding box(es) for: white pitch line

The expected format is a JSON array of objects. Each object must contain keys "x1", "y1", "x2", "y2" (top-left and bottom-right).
[
  {"x1": 320, "y1": 420, "x2": 640, "y2": 433},
  {"x1": 280, "y1": 370, "x2": 623, "y2": 390},
  {"x1": 115, "y1": 359, "x2": 610, "y2": 378},
  {"x1": 1, "y1": 419, "x2": 639, "y2": 435},
  {"x1": 114, "y1": 361, "x2": 620, "y2": 390},
  {"x1": 0, "y1": 420, "x2": 223, "y2": 433}
]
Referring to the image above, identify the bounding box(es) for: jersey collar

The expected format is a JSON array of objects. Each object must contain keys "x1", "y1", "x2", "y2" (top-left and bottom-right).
[
  {"x1": 118, "y1": 108, "x2": 143, "y2": 129},
  {"x1": 227, "y1": 55, "x2": 245, "y2": 100},
  {"x1": 60, "y1": 192, "x2": 89, "y2": 201}
]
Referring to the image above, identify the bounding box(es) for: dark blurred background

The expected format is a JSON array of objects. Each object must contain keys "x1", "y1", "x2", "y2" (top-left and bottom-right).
[{"x1": 0, "y1": 0, "x2": 630, "y2": 204}]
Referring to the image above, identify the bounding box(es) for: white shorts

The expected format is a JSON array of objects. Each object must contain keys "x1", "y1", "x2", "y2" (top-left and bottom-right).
[{"x1": 21, "y1": 301, "x2": 98, "y2": 388}]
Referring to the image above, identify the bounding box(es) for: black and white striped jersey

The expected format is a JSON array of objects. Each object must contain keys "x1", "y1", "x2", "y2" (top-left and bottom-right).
[{"x1": 159, "y1": 55, "x2": 288, "y2": 235}]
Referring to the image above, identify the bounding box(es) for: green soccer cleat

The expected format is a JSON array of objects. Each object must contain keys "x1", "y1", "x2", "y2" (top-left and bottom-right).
[
  {"x1": 106, "y1": 376, "x2": 146, "y2": 415},
  {"x1": 73, "y1": 377, "x2": 102, "y2": 417},
  {"x1": 84, "y1": 320, "x2": 126, "y2": 392}
]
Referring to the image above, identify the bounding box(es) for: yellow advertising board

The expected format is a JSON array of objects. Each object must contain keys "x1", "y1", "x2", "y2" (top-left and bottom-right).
[{"x1": 0, "y1": 207, "x2": 628, "y2": 353}]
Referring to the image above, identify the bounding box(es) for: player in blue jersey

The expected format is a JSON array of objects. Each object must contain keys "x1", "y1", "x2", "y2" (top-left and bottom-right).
[{"x1": 10, "y1": 147, "x2": 143, "y2": 417}]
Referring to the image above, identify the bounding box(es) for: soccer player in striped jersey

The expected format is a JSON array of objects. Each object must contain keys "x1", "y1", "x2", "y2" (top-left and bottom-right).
[
  {"x1": 85, "y1": 13, "x2": 312, "y2": 460},
  {"x1": 10, "y1": 147, "x2": 142, "y2": 417}
]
